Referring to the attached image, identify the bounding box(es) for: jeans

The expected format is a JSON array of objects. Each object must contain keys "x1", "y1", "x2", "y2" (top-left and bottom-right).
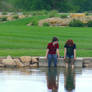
[{"x1": 47, "y1": 54, "x2": 57, "y2": 67}]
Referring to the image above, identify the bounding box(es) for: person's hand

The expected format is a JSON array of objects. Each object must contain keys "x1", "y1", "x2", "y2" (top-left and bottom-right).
[
  {"x1": 64, "y1": 57, "x2": 66, "y2": 60},
  {"x1": 57, "y1": 55, "x2": 61, "y2": 59},
  {"x1": 45, "y1": 56, "x2": 47, "y2": 60},
  {"x1": 74, "y1": 57, "x2": 76, "y2": 61}
]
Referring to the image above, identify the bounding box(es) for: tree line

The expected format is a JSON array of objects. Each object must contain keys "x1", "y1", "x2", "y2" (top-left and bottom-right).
[{"x1": 0, "y1": 0, "x2": 92, "y2": 12}]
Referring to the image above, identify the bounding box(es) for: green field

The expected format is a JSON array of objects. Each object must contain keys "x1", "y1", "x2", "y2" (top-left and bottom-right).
[{"x1": 0, "y1": 16, "x2": 92, "y2": 57}]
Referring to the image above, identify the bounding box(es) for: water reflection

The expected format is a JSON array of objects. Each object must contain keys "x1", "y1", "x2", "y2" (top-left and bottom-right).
[
  {"x1": 1, "y1": 67, "x2": 92, "y2": 92},
  {"x1": 64, "y1": 68, "x2": 75, "y2": 92},
  {"x1": 47, "y1": 68, "x2": 59, "y2": 92}
]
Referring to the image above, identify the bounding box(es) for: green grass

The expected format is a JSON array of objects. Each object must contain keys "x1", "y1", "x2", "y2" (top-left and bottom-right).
[{"x1": 0, "y1": 16, "x2": 92, "y2": 57}]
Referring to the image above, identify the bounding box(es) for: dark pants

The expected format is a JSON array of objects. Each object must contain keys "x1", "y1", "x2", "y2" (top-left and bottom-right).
[{"x1": 47, "y1": 54, "x2": 57, "y2": 67}]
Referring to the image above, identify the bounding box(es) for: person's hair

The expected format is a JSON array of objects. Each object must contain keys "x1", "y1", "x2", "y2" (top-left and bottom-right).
[
  {"x1": 66, "y1": 39, "x2": 74, "y2": 46},
  {"x1": 52, "y1": 37, "x2": 58, "y2": 42}
]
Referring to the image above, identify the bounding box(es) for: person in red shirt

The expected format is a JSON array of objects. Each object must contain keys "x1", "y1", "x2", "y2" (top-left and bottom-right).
[{"x1": 46, "y1": 37, "x2": 60, "y2": 68}]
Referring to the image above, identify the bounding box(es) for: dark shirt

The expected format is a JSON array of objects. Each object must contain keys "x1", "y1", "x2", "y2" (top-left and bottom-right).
[
  {"x1": 47, "y1": 42, "x2": 59, "y2": 54},
  {"x1": 64, "y1": 44, "x2": 76, "y2": 56}
]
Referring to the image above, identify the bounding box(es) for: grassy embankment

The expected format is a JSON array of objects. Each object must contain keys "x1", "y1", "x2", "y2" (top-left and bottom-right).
[{"x1": 0, "y1": 15, "x2": 92, "y2": 57}]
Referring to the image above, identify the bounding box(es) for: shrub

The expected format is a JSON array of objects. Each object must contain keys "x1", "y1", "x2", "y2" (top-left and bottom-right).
[
  {"x1": 13, "y1": 15, "x2": 19, "y2": 19},
  {"x1": 31, "y1": 10, "x2": 48, "y2": 16},
  {"x1": 0, "y1": 17, "x2": 7, "y2": 21},
  {"x1": 31, "y1": 11, "x2": 37, "y2": 16},
  {"x1": 37, "y1": 10, "x2": 48, "y2": 15},
  {"x1": 23, "y1": 11, "x2": 30, "y2": 15},
  {"x1": 60, "y1": 14, "x2": 68, "y2": 18},
  {"x1": 43, "y1": 22, "x2": 50, "y2": 26},
  {"x1": 85, "y1": 12, "x2": 89, "y2": 16},
  {"x1": 48, "y1": 10, "x2": 58, "y2": 18},
  {"x1": 2, "y1": 12, "x2": 7, "y2": 15},
  {"x1": 31, "y1": 19, "x2": 38, "y2": 26},
  {"x1": 69, "y1": 19, "x2": 84, "y2": 27},
  {"x1": 87, "y1": 20, "x2": 92, "y2": 27}
]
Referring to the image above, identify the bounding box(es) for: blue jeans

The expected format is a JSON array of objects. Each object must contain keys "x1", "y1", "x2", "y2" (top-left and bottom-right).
[{"x1": 47, "y1": 54, "x2": 57, "y2": 67}]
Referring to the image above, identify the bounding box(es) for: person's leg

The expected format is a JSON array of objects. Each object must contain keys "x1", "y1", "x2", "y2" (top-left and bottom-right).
[
  {"x1": 47, "y1": 54, "x2": 52, "y2": 68},
  {"x1": 65, "y1": 57, "x2": 69, "y2": 68},
  {"x1": 65, "y1": 63, "x2": 68, "y2": 68},
  {"x1": 70, "y1": 56, "x2": 75, "y2": 69},
  {"x1": 52, "y1": 54, "x2": 57, "y2": 67}
]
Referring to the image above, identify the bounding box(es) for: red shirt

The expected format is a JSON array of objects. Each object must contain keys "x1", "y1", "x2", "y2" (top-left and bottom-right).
[{"x1": 47, "y1": 42, "x2": 59, "y2": 54}]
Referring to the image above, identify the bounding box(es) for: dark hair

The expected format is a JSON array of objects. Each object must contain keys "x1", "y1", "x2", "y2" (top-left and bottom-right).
[
  {"x1": 52, "y1": 37, "x2": 58, "y2": 42},
  {"x1": 66, "y1": 39, "x2": 74, "y2": 46}
]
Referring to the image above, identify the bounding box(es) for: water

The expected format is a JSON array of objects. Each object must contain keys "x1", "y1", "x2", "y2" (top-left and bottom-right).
[{"x1": 0, "y1": 67, "x2": 92, "y2": 92}]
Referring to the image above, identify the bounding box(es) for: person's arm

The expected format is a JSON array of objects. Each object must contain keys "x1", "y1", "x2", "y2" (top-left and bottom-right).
[
  {"x1": 56, "y1": 49, "x2": 60, "y2": 58},
  {"x1": 46, "y1": 49, "x2": 49, "y2": 59},
  {"x1": 74, "y1": 49, "x2": 76, "y2": 60},
  {"x1": 64, "y1": 48, "x2": 67, "y2": 60}
]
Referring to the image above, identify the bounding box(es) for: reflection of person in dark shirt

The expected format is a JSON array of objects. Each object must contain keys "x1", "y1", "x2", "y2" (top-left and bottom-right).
[
  {"x1": 64, "y1": 39, "x2": 76, "y2": 68},
  {"x1": 64, "y1": 67, "x2": 75, "y2": 92},
  {"x1": 47, "y1": 68, "x2": 59, "y2": 92}
]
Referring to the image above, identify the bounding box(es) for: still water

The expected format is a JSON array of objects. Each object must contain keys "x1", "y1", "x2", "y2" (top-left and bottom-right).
[{"x1": 0, "y1": 67, "x2": 92, "y2": 92}]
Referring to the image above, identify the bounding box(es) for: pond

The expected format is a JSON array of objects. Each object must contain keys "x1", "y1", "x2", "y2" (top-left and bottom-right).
[{"x1": 0, "y1": 67, "x2": 92, "y2": 92}]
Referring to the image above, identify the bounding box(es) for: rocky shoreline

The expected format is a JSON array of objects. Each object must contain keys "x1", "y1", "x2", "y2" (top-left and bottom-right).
[{"x1": 0, "y1": 56, "x2": 92, "y2": 68}]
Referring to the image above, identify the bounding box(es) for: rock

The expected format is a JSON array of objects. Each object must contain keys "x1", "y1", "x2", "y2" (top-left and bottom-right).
[
  {"x1": 20, "y1": 56, "x2": 32, "y2": 65},
  {"x1": 7, "y1": 16, "x2": 13, "y2": 21},
  {"x1": 70, "y1": 13, "x2": 86, "y2": 18},
  {"x1": 84, "y1": 63, "x2": 92, "y2": 67},
  {"x1": 14, "y1": 58, "x2": 24, "y2": 67},
  {"x1": 39, "y1": 17, "x2": 71, "y2": 26},
  {"x1": 0, "y1": 63, "x2": 4, "y2": 67},
  {"x1": 31, "y1": 57, "x2": 39, "y2": 63},
  {"x1": 30, "y1": 63, "x2": 38, "y2": 67},
  {"x1": 18, "y1": 15, "x2": 25, "y2": 19},
  {"x1": 2, "y1": 56, "x2": 16, "y2": 67},
  {"x1": 7, "y1": 55, "x2": 12, "y2": 59},
  {"x1": 27, "y1": 23, "x2": 32, "y2": 26}
]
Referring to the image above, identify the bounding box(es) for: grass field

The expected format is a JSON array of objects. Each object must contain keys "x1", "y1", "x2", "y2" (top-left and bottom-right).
[{"x1": 0, "y1": 16, "x2": 92, "y2": 57}]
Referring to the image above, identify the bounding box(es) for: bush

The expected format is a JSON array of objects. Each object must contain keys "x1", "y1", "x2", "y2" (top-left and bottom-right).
[
  {"x1": 48, "y1": 10, "x2": 58, "y2": 18},
  {"x1": 60, "y1": 14, "x2": 68, "y2": 18},
  {"x1": 69, "y1": 19, "x2": 84, "y2": 27},
  {"x1": 13, "y1": 15, "x2": 19, "y2": 19},
  {"x1": 31, "y1": 19, "x2": 38, "y2": 26},
  {"x1": 85, "y1": 12, "x2": 89, "y2": 16},
  {"x1": 87, "y1": 20, "x2": 92, "y2": 27},
  {"x1": 2, "y1": 12, "x2": 7, "y2": 15},
  {"x1": 0, "y1": 17, "x2": 7, "y2": 21},
  {"x1": 43, "y1": 22, "x2": 50, "y2": 26},
  {"x1": 31, "y1": 10, "x2": 48, "y2": 16},
  {"x1": 31, "y1": 11, "x2": 37, "y2": 16},
  {"x1": 23, "y1": 11, "x2": 30, "y2": 15}
]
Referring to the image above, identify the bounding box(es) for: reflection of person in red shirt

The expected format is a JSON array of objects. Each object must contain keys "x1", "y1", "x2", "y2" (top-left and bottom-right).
[
  {"x1": 47, "y1": 68, "x2": 59, "y2": 91},
  {"x1": 46, "y1": 37, "x2": 60, "y2": 68}
]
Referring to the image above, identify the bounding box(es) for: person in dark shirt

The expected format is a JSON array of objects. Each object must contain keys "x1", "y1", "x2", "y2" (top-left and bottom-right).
[
  {"x1": 46, "y1": 37, "x2": 60, "y2": 68},
  {"x1": 64, "y1": 39, "x2": 76, "y2": 68}
]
